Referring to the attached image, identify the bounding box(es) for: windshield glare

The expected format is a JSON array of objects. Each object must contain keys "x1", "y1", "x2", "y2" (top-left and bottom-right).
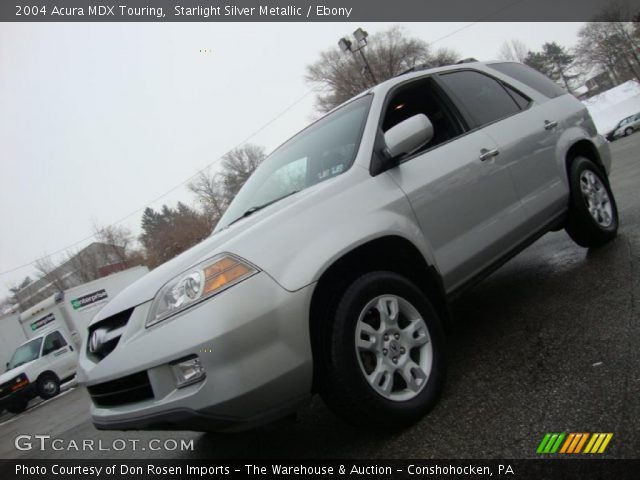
[
  {"x1": 7, "y1": 338, "x2": 42, "y2": 371},
  {"x1": 217, "y1": 94, "x2": 372, "y2": 229}
]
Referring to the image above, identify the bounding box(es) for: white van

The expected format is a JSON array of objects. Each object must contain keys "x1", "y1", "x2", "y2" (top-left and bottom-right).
[{"x1": 0, "y1": 328, "x2": 77, "y2": 414}]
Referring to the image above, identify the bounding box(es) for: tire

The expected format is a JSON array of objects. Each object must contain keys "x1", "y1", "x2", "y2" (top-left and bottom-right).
[
  {"x1": 37, "y1": 374, "x2": 60, "y2": 400},
  {"x1": 625, "y1": 127, "x2": 633, "y2": 136},
  {"x1": 7, "y1": 399, "x2": 28, "y2": 414},
  {"x1": 565, "y1": 156, "x2": 618, "y2": 248},
  {"x1": 319, "y1": 271, "x2": 446, "y2": 429}
]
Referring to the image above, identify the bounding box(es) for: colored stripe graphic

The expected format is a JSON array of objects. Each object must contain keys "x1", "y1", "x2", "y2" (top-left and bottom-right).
[{"x1": 539, "y1": 433, "x2": 613, "y2": 454}]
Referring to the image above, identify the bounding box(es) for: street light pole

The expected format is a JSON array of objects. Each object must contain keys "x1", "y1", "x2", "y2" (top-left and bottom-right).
[
  {"x1": 338, "y1": 28, "x2": 378, "y2": 86},
  {"x1": 357, "y1": 48, "x2": 377, "y2": 85}
]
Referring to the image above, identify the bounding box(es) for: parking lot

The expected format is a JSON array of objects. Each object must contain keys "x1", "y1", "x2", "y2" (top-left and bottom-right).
[{"x1": 1, "y1": 134, "x2": 638, "y2": 460}]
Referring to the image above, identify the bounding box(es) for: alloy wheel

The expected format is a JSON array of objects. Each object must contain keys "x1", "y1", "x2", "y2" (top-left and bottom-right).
[
  {"x1": 579, "y1": 170, "x2": 613, "y2": 228},
  {"x1": 355, "y1": 295, "x2": 433, "y2": 402}
]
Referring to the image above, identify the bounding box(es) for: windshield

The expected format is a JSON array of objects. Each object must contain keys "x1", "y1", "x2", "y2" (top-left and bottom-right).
[
  {"x1": 217, "y1": 94, "x2": 373, "y2": 229},
  {"x1": 7, "y1": 337, "x2": 42, "y2": 371}
]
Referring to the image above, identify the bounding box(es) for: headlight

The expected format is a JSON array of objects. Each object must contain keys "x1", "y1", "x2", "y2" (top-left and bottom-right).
[
  {"x1": 11, "y1": 374, "x2": 29, "y2": 392},
  {"x1": 146, "y1": 253, "x2": 259, "y2": 328}
]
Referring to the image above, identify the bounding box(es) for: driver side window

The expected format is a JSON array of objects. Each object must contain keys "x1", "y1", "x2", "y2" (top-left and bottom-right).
[
  {"x1": 43, "y1": 331, "x2": 67, "y2": 355},
  {"x1": 381, "y1": 77, "x2": 465, "y2": 157}
]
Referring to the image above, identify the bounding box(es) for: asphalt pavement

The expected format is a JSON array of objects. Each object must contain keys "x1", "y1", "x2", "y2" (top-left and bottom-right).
[{"x1": 1, "y1": 133, "x2": 638, "y2": 460}]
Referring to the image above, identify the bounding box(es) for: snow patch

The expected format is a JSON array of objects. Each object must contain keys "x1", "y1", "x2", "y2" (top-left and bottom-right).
[{"x1": 582, "y1": 80, "x2": 640, "y2": 134}]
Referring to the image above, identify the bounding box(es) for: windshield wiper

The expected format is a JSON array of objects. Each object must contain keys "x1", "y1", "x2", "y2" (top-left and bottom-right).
[{"x1": 227, "y1": 190, "x2": 300, "y2": 227}]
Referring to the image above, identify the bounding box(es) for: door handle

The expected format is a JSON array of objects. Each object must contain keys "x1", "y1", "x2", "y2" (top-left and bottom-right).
[
  {"x1": 544, "y1": 120, "x2": 558, "y2": 130},
  {"x1": 479, "y1": 148, "x2": 500, "y2": 161}
]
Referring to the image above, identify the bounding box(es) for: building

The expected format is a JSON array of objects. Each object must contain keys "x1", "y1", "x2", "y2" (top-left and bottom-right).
[{"x1": 12, "y1": 242, "x2": 132, "y2": 311}]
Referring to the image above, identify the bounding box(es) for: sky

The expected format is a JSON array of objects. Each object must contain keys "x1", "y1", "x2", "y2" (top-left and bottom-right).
[{"x1": 0, "y1": 22, "x2": 584, "y2": 297}]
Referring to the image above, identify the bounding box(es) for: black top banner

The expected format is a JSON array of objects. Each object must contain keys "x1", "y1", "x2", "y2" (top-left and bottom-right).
[{"x1": 1, "y1": 0, "x2": 639, "y2": 22}]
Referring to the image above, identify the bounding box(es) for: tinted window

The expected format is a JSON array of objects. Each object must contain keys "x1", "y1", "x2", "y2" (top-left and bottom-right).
[
  {"x1": 43, "y1": 331, "x2": 67, "y2": 355},
  {"x1": 488, "y1": 62, "x2": 566, "y2": 99},
  {"x1": 438, "y1": 70, "x2": 521, "y2": 127},
  {"x1": 503, "y1": 83, "x2": 531, "y2": 110},
  {"x1": 381, "y1": 77, "x2": 464, "y2": 154}
]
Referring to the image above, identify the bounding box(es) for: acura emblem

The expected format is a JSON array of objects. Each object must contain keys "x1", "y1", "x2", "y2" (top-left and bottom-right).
[{"x1": 89, "y1": 328, "x2": 107, "y2": 354}]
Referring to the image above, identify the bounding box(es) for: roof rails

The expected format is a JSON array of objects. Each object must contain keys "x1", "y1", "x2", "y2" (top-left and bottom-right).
[
  {"x1": 396, "y1": 64, "x2": 433, "y2": 77},
  {"x1": 396, "y1": 57, "x2": 480, "y2": 78}
]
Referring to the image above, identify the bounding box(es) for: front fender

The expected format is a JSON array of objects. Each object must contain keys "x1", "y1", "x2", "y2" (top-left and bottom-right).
[{"x1": 232, "y1": 168, "x2": 436, "y2": 292}]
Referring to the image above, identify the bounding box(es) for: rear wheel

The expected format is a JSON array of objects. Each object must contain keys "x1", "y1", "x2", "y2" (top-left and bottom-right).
[
  {"x1": 37, "y1": 374, "x2": 60, "y2": 400},
  {"x1": 565, "y1": 156, "x2": 618, "y2": 248},
  {"x1": 319, "y1": 271, "x2": 446, "y2": 428},
  {"x1": 625, "y1": 127, "x2": 633, "y2": 136}
]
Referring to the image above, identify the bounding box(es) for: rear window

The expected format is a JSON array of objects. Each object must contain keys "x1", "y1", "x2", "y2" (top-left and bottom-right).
[{"x1": 488, "y1": 62, "x2": 566, "y2": 99}]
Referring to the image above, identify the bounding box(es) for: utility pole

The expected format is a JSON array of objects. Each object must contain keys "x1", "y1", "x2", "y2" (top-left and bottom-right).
[{"x1": 338, "y1": 28, "x2": 378, "y2": 86}]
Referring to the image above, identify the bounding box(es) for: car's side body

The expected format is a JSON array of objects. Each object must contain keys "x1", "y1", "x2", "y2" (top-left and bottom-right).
[
  {"x1": 78, "y1": 61, "x2": 611, "y2": 431},
  {"x1": 612, "y1": 112, "x2": 640, "y2": 139}
]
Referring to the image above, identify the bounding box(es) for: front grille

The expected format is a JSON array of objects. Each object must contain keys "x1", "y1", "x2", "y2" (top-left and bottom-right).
[
  {"x1": 87, "y1": 308, "x2": 133, "y2": 361},
  {"x1": 87, "y1": 371, "x2": 154, "y2": 407},
  {"x1": 0, "y1": 380, "x2": 14, "y2": 400}
]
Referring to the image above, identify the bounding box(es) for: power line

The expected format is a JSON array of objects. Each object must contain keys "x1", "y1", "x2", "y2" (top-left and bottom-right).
[
  {"x1": 0, "y1": 89, "x2": 315, "y2": 278},
  {"x1": 0, "y1": 3, "x2": 528, "y2": 279}
]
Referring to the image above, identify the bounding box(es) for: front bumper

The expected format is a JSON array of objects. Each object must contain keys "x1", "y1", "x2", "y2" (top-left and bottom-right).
[
  {"x1": 0, "y1": 383, "x2": 37, "y2": 410},
  {"x1": 78, "y1": 272, "x2": 314, "y2": 432}
]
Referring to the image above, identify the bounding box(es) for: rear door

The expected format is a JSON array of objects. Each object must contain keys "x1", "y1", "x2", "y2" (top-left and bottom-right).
[
  {"x1": 435, "y1": 69, "x2": 563, "y2": 239},
  {"x1": 381, "y1": 76, "x2": 526, "y2": 292}
]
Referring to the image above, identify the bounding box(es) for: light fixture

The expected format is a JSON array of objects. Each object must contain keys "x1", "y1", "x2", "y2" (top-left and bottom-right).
[
  {"x1": 353, "y1": 28, "x2": 368, "y2": 46},
  {"x1": 338, "y1": 37, "x2": 352, "y2": 53},
  {"x1": 171, "y1": 356, "x2": 205, "y2": 388}
]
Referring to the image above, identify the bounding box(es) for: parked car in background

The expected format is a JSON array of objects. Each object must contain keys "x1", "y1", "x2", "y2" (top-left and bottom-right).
[
  {"x1": 79, "y1": 61, "x2": 617, "y2": 432},
  {"x1": 606, "y1": 112, "x2": 640, "y2": 141},
  {"x1": 0, "y1": 328, "x2": 77, "y2": 414}
]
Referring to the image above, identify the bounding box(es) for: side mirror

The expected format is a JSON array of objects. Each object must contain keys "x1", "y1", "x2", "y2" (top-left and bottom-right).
[{"x1": 383, "y1": 114, "x2": 434, "y2": 160}]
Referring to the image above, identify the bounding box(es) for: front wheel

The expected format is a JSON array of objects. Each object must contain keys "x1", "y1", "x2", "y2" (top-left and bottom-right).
[
  {"x1": 319, "y1": 271, "x2": 446, "y2": 428},
  {"x1": 37, "y1": 374, "x2": 60, "y2": 400},
  {"x1": 565, "y1": 156, "x2": 618, "y2": 248},
  {"x1": 625, "y1": 127, "x2": 633, "y2": 136}
]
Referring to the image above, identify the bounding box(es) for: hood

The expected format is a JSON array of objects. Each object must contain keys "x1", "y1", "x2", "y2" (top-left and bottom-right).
[
  {"x1": 0, "y1": 361, "x2": 33, "y2": 384},
  {"x1": 91, "y1": 186, "x2": 320, "y2": 324}
]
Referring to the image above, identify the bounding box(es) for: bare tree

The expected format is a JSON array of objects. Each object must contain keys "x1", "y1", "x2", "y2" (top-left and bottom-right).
[
  {"x1": 65, "y1": 247, "x2": 101, "y2": 283},
  {"x1": 575, "y1": 2, "x2": 640, "y2": 85},
  {"x1": 220, "y1": 144, "x2": 266, "y2": 199},
  {"x1": 306, "y1": 26, "x2": 460, "y2": 113},
  {"x1": 188, "y1": 170, "x2": 228, "y2": 225},
  {"x1": 497, "y1": 39, "x2": 528, "y2": 63},
  {"x1": 576, "y1": 21, "x2": 640, "y2": 84},
  {"x1": 34, "y1": 256, "x2": 68, "y2": 292},
  {"x1": 93, "y1": 223, "x2": 135, "y2": 265},
  {"x1": 188, "y1": 144, "x2": 266, "y2": 228},
  {"x1": 6, "y1": 276, "x2": 32, "y2": 310}
]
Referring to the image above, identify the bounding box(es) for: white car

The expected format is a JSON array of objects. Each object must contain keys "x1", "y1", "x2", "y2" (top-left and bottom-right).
[{"x1": 0, "y1": 328, "x2": 77, "y2": 414}]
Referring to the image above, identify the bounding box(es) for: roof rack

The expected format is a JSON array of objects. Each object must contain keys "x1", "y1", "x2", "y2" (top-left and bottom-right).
[
  {"x1": 396, "y1": 57, "x2": 480, "y2": 77},
  {"x1": 396, "y1": 64, "x2": 433, "y2": 77}
]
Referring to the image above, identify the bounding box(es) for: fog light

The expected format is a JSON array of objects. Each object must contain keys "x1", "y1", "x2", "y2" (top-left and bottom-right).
[{"x1": 171, "y1": 356, "x2": 205, "y2": 388}]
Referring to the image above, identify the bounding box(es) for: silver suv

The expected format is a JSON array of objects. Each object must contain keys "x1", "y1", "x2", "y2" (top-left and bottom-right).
[{"x1": 78, "y1": 62, "x2": 618, "y2": 431}]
